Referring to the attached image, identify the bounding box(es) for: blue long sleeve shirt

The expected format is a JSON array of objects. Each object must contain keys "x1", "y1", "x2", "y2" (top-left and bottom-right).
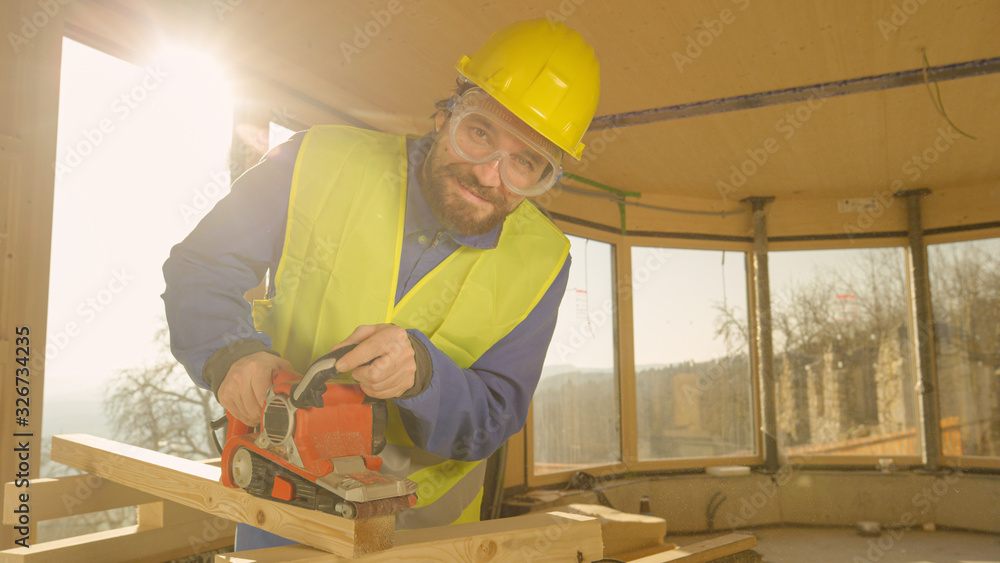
[{"x1": 162, "y1": 131, "x2": 570, "y2": 461}]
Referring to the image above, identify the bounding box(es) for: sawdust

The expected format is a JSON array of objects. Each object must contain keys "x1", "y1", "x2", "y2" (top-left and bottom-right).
[{"x1": 352, "y1": 514, "x2": 396, "y2": 557}]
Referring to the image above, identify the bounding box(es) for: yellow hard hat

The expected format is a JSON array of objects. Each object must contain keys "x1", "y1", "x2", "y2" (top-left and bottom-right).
[{"x1": 456, "y1": 19, "x2": 600, "y2": 160}]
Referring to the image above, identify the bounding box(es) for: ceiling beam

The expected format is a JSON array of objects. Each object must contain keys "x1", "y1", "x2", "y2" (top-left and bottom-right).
[{"x1": 590, "y1": 56, "x2": 1000, "y2": 130}]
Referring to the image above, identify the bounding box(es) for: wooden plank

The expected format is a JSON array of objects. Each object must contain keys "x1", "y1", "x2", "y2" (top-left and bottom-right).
[
  {"x1": 0, "y1": 516, "x2": 235, "y2": 563},
  {"x1": 629, "y1": 533, "x2": 756, "y2": 563},
  {"x1": 215, "y1": 511, "x2": 604, "y2": 562},
  {"x1": 556, "y1": 503, "x2": 666, "y2": 558},
  {"x1": 3, "y1": 476, "x2": 159, "y2": 525},
  {"x1": 502, "y1": 426, "x2": 525, "y2": 490},
  {"x1": 137, "y1": 499, "x2": 223, "y2": 528},
  {"x1": 50, "y1": 434, "x2": 393, "y2": 558},
  {"x1": 616, "y1": 543, "x2": 680, "y2": 562}
]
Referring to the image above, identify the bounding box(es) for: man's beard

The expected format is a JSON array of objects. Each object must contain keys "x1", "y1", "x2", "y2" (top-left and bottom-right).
[{"x1": 419, "y1": 139, "x2": 519, "y2": 236}]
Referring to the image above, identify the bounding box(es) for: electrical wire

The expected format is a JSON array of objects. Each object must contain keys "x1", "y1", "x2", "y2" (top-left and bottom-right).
[
  {"x1": 921, "y1": 48, "x2": 976, "y2": 140},
  {"x1": 706, "y1": 491, "x2": 727, "y2": 531}
]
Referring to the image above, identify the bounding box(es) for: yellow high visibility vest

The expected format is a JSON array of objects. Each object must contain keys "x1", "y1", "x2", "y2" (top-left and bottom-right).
[{"x1": 252, "y1": 125, "x2": 569, "y2": 528}]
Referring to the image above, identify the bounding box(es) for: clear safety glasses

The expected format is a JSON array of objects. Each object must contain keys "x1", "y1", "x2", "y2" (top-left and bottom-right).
[{"x1": 448, "y1": 89, "x2": 563, "y2": 197}]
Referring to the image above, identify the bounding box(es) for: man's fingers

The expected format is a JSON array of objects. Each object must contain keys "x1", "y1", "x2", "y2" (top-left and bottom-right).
[
  {"x1": 331, "y1": 325, "x2": 380, "y2": 352},
  {"x1": 358, "y1": 367, "x2": 410, "y2": 399},
  {"x1": 329, "y1": 324, "x2": 415, "y2": 399},
  {"x1": 334, "y1": 337, "x2": 383, "y2": 372},
  {"x1": 352, "y1": 354, "x2": 391, "y2": 384},
  {"x1": 355, "y1": 355, "x2": 412, "y2": 398},
  {"x1": 221, "y1": 385, "x2": 258, "y2": 427},
  {"x1": 220, "y1": 352, "x2": 296, "y2": 427},
  {"x1": 234, "y1": 385, "x2": 261, "y2": 426},
  {"x1": 235, "y1": 404, "x2": 257, "y2": 427},
  {"x1": 251, "y1": 373, "x2": 271, "y2": 408}
]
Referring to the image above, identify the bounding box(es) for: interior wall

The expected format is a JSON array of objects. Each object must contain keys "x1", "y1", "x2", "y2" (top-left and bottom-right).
[{"x1": 588, "y1": 471, "x2": 1000, "y2": 535}]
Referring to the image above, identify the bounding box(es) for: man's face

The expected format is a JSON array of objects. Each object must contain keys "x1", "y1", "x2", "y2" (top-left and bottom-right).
[{"x1": 419, "y1": 112, "x2": 527, "y2": 237}]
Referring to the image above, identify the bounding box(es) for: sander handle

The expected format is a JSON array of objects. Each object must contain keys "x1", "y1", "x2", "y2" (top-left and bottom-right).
[{"x1": 290, "y1": 344, "x2": 373, "y2": 408}]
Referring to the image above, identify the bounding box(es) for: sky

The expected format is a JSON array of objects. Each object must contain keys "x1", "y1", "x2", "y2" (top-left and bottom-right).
[{"x1": 543, "y1": 239, "x2": 751, "y2": 375}]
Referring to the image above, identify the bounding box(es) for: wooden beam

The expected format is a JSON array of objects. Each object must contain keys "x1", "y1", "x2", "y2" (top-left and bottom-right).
[
  {"x1": 3, "y1": 476, "x2": 159, "y2": 525},
  {"x1": 50, "y1": 434, "x2": 394, "y2": 558},
  {"x1": 0, "y1": 517, "x2": 234, "y2": 563},
  {"x1": 628, "y1": 533, "x2": 756, "y2": 563},
  {"x1": 1, "y1": 491, "x2": 236, "y2": 563},
  {"x1": 615, "y1": 238, "x2": 639, "y2": 472},
  {"x1": 0, "y1": 0, "x2": 62, "y2": 548},
  {"x1": 555, "y1": 503, "x2": 667, "y2": 559},
  {"x1": 214, "y1": 510, "x2": 604, "y2": 562}
]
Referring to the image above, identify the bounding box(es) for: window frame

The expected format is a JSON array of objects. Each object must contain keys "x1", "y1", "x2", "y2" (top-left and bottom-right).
[
  {"x1": 927, "y1": 230, "x2": 1000, "y2": 470},
  {"x1": 527, "y1": 222, "x2": 1000, "y2": 484},
  {"x1": 527, "y1": 223, "x2": 763, "y2": 487},
  {"x1": 765, "y1": 243, "x2": 925, "y2": 468}
]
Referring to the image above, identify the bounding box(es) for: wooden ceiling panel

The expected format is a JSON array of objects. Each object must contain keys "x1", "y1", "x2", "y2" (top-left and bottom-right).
[
  {"x1": 880, "y1": 73, "x2": 1000, "y2": 193},
  {"x1": 191, "y1": 1, "x2": 1000, "y2": 127},
  {"x1": 563, "y1": 89, "x2": 891, "y2": 200}
]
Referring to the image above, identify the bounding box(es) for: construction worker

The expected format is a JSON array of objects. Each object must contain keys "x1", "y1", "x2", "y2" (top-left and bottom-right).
[{"x1": 162, "y1": 19, "x2": 599, "y2": 549}]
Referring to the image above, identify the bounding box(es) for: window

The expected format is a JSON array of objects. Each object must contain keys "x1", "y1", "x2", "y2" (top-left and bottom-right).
[
  {"x1": 43, "y1": 36, "x2": 233, "y2": 541},
  {"x1": 769, "y1": 248, "x2": 919, "y2": 456},
  {"x1": 535, "y1": 235, "x2": 619, "y2": 474},
  {"x1": 632, "y1": 247, "x2": 753, "y2": 459},
  {"x1": 929, "y1": 237, "x2": 1000, "y2": 458},
  {"x1": 46, "y1": 38, "x2": 232, "y2": 458}
]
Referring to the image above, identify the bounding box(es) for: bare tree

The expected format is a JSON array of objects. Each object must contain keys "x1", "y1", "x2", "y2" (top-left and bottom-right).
[
  {"x1": 929, "y1": 240, "x2": 1000, "y2": 455},
  {"x1": 716, "y1": 248, "x2": 914, "y2": 448},
  {"x1": 715, "y1": 243, "x2": 1000, "y2": 455},
  {"x1": 103, "y1": 324, "x2": 221, "y2": 460},
  {"x1": 39, "y1": 324, "x2": 220, "y2": 546}
]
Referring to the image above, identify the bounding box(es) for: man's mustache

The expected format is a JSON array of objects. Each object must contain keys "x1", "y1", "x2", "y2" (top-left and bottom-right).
[{"x1": 447, "y1": 165, "x2": 505, "y2": 206}]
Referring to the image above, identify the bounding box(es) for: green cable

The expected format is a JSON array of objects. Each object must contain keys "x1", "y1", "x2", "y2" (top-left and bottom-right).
[
  {"x1": 562, "y1": 172, "x2": 641, "y2": 199},
  {"x1": 562, "y1": 172, "x2": 640, "y2": 233}
]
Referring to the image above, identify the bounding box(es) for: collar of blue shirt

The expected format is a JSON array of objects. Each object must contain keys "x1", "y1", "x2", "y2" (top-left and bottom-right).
[{"x1": 404, "y1": 133, "x2": 503, "y2": 251}]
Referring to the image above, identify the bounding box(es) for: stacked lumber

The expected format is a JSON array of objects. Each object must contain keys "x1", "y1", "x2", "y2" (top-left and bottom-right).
[{"x1": 6, "y1": 434, "x2": 754, "y2": 562}]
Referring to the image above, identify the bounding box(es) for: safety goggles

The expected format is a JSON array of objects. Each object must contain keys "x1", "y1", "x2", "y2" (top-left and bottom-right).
[{"x1": 448, "y1": 88, "x2": 563, "y2": 197}]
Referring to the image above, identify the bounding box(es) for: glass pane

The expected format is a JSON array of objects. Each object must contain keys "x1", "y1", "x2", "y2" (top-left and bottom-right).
[
  {"x1": 633, "y1": 248, "x2": 753, "y2": 459},
  {"x1": 269, "y1": 120, "x2": 296, "y2": 149},
  {"x1": 769, "y1": 248, "x2": 918, "y2": 456},
  {"x1": 929, "y1": 237, "x2": 1000, "y2": 458},
  {"x1": 535, "y1": 236, "x2": 619, "y2": 474}
]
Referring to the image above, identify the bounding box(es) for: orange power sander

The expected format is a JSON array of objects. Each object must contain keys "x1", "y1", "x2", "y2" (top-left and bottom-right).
[{"x1": 219, "y1": 345, "x2": 417, "y2": 519}]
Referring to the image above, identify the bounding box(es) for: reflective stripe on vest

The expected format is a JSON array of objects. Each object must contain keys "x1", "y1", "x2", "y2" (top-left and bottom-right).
[{"x1": 252, "y1": 125, "x2": 569, "y2": 528}]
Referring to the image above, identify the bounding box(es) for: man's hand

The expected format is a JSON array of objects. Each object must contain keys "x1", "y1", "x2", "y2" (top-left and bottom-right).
[
  {"x1": 218, "y1": 351, "x2": 294, "y2": 426},
  {"x1": 331, "y1": 324, "x2": 416, "y2": 399}
]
